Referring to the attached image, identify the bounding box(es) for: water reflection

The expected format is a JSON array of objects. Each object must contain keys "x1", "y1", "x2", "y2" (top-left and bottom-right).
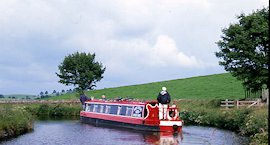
[
  {"x1": 0, "y1": 120, "x2": 248, "y2": 145},
  {"x1": 144, "y1": 132, "x2": 183, "y2": 145}
]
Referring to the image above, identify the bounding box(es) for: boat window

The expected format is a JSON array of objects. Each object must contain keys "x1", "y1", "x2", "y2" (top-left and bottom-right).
[
  {"x1": 110, "y1": 105, "x2": 118, "y2": 114},
  {"x1": 99, "y1": 105, "x2": 106, "y2": 113},
  {"x1": 93, "y1": 104, "x2": 99, "y2": 112},
  {"x1": 105, "y1": 105, "x2": 111, "y2": 114},
  {"x1": 126, "y1": 106, "x2": 133, "y2": 116},
  {"x1": 132, "y1": 106, "x2": 143, "y2": 118},
  {"x1": 120, "y1": 106, "x2": 127, "y2": 116},
  {"x1": 117, "y1": 106, "x2": 122, "y2": 115},
  {"x1": 85, "y1": 104, "x2": 91, "y2": 112},
  {"x1": 89, "y1": 104, "x2": 95, "y2": 112}
]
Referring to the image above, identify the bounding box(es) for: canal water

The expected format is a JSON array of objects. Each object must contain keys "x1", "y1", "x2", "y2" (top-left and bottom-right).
[{"x1": 1, "y1": 120, "x2": 248, "y2": 145}]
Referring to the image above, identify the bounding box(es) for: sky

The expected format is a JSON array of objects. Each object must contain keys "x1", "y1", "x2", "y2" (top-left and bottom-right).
[{"x1": 0, "y1": 0, "x2": 268, "y2": 95}]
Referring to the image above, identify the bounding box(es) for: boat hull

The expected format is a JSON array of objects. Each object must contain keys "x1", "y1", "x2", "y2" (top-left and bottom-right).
[{"x1": 80, "y1": 116, "x2": 160, "y2": 132}]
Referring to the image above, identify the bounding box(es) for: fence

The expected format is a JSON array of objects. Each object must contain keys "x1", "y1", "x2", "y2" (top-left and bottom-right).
[
  {"x1": 236, "y1": 99, "x2": 263, "y2": 108},
  {"x1": 220, "y1": 99, "x2": 235, "y2": 109},
  {"x1": 220, "y1": 99, "x2": 264, "y2": 109}
]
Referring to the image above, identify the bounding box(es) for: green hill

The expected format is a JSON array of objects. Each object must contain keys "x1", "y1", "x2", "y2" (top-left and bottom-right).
[{"x1": 49, "y1": 73, "x2": 245, "y2": 100}]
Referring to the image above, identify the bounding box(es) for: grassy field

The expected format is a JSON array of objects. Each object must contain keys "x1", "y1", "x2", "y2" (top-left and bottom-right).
[{"x1": 49, "y1": 73, "x2": 246, "y2": 100}]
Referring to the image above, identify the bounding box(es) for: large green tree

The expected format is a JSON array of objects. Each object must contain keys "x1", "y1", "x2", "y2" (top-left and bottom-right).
[
  {"x1": 56, "y1": 52, "x2": 106, "y2": 92},
  {"x1": 216, "y1": 7, "x2": 269, "y2": 92}
]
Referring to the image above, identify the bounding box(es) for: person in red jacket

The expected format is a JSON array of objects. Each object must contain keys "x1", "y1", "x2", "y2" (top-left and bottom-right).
[{"x1": 157, "y1": 87, "x2": 171, "y2": 120}]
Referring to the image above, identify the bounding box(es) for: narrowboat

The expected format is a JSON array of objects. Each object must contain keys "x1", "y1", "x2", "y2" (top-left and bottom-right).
[{"x1": 80, "y1": 98, "x2": 183, "y2": 133}]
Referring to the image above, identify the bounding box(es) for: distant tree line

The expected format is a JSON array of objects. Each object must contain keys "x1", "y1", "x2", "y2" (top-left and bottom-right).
[
  {"x1": 0, "y1": 94, "x2": 36, "y2": 100},
  {"x1": 38, "y1": 88, "x2": 75, "y2": 99}
]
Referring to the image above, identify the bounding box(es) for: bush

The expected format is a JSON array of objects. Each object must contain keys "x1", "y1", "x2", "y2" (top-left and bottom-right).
[
  {"x1": 49, "y1": 105, "x2": 64, "y2": 116},
  {"x1": 34, "y1": 104, "x2": 81, "y2": 117},
  {"x1": 221, "y1": 109, "x2": 251, "y2": 131},
  {"x1": 37, "y1": 104, "x2": 50, "y2": 116},
  {"x1": 249, "y1": 132, "x2": 268, "y2": 145},
  {"x1": 240, "y1": 108, "x2": 268, "y2": 136}
]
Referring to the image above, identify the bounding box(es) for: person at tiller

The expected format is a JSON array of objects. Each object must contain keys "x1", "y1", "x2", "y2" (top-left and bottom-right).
[{"x1": 157, "y1": 87, "x2": 171, "y2": 120}]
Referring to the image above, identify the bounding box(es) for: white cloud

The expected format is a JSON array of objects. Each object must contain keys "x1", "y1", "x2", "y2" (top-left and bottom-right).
[
  {"x1": 146, "y1": 35, "x2": 201, "y2": 67},
  {"x1": 0, "y1": 0, "x2": 268, "y2": 94},
  {"x1": 105, "y1": 35, "x2": 202, "y2": 67}
]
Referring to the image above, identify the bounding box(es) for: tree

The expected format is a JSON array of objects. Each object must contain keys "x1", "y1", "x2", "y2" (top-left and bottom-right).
[
  {"x1": 56, "y1": 52, "x2": 106, "y2": 92},
  {"x1": 40, "y1": 91, "x2": 44, "y2": 97},
  {"x1": 216, "y1": 7, "x2": 269, "y2": 92}
]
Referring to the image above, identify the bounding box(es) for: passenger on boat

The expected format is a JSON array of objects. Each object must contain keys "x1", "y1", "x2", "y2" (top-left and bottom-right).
[
  {"x1": 101, "y1": 95, "x2": 106, "y2": 101},
  {"x1": 157, "y1": 87, "x2": 171, "y2": 120},
  {"x1": 79, "y1": 93, "x2": 89, "y2": 109}
]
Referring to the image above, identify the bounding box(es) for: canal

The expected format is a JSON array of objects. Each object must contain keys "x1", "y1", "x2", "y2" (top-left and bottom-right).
[{"x1": 1, "y1": 119, "x2": 248, "y2": 145}]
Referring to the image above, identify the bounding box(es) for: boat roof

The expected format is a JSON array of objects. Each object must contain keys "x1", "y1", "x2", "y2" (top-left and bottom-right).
[{"x1": 85, "y1": 99, "x2": 158, "y2": 106}]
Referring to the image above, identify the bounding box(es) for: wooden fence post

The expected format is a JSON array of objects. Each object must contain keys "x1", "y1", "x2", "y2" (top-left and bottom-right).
[{"x1": 225, "y1": 99, "x2": 228, "y2": 109}]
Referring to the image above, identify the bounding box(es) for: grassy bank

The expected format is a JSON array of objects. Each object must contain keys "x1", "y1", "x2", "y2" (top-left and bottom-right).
[
  {"x1": 24, "y1": 104, "x2": 81, "y2": 117},
  {"x1": 177, "y1": 100, "x2": 268, "y2": 145},
  {"x1": 0, "y1": 105, "x2": 33, "y2": 141}
]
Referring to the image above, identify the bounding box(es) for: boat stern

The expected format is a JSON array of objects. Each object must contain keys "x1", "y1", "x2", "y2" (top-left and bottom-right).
[{"x1": 159, "y1": 120, "x2": 183, "y2": 133}]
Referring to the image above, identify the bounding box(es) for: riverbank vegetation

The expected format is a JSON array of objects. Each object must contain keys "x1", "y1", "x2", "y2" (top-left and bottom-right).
[
  {"x1": 24, "y1": 104, "x2": 81, "y2": 117},
  {"x1": 177, "y1": 100, "x2": 268, "y2": 145},
  {"x1": 0, "y1": 105, "x2": 33, "y2": 141},
  {"x1": 0, "y1": 104, "x2": 81, "y2": 141}
]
